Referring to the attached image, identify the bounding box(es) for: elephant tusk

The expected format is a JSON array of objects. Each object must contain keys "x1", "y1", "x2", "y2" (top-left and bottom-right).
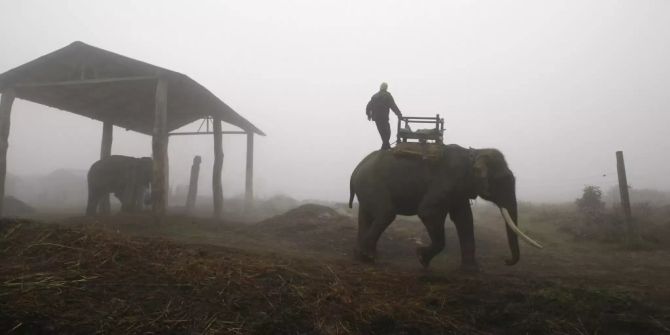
[{"x1": 500, "y1": 208, "x2": 543, "y2": 249}]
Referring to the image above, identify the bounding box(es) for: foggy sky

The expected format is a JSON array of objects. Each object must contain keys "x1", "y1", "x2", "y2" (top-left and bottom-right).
[{"x1": 1, "y1": 0, "x2": 669, "y2": 203}]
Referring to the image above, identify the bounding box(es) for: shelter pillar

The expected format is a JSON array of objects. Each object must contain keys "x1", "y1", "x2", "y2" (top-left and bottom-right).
[
  {"x1": 152, "y1": 78, "x2": 169, "y2": 221},
  {"x1": 99, "y1": 121, "x2": 113, "y2": 214},
  {"x1": 245, "y1": 132, "x2": 254, "y2": 212},
  {"x1": 212, "y1": 116, "x2": 224, "y2": 219},
  {"x1": 0, "y1": 89, "x2": 16, "y2": 217}
]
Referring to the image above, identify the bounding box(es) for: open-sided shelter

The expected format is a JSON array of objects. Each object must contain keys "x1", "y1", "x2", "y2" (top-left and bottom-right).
[{"x1": 0, "y1": 41, "x2": 264, "y2": 219}]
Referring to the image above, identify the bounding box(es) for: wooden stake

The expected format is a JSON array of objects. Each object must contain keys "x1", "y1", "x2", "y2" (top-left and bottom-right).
[
  {"x1": 616, "y1": 151, "x2": 634, "y2": 237},
  {"x1": 152, "y1": 78, "x2": 169, "y2": 221},
  {"x1": 245, "y1": 132, "x2": 254, "y2": 212},
  {"x1": 99, "y1": 121, "x2": 113, "y2": 214},
  {"x1": 0, "y1": 89, "x2": 16, "y2": 217},
  {"x1": 185, "y1": 155, "x2": 201, "y2": 214}
]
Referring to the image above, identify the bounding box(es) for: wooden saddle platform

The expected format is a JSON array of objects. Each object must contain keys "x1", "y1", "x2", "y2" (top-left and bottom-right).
[{"x1": 390, "y1": 142, "x2": 444, "y2": 160}]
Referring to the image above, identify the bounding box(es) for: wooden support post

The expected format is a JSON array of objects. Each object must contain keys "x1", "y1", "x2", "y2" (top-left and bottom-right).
[
  {"x1": 245, "y1": 132, "x2": 254, "y2": 212},
  {"x1": 212, "y1": 116, "x2": 224, "y2": 219},
  {"x1": 185, "y1": 155, "x2": 201, "y2": 214},
  {"x1": 152, "y1": 78, "x2": 169, "y2": 221},
  {"x1": 99, "y1": 121, "x2": 113, "y2": 214},
  {"x1": 0, "y1": 89, "x2": 16, "y2": 217},
  {"x1": 616, "y1": 151, "x2": 635, "y2": 238},
  {"x1": 396, "y1": 117, "x2": 402, "y2": 144}
]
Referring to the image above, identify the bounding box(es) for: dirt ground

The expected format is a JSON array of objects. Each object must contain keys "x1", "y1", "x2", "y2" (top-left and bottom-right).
[{"x1": 2, "y1": 203, "x2": 670, "y2": 334}]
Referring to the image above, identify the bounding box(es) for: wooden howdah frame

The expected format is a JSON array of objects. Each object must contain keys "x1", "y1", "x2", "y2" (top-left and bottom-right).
[{"x1": 396, "y1": 115, "x2": 445, "y2": 144}]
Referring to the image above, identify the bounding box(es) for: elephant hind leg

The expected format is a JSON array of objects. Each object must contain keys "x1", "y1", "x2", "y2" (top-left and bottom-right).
[
  {"x1": 358, "y1": 211, "x2": 396, "y2": 263},
  {"x1": 357, "y1": 205, "x2": 373, "y2": 245},
  {"x1": 86, "y1": 191, "x2": 100, "y2": 216},
  {"x1": 98, "y1": 194, "x2": 111, "y2": 215},
  {"x1": 354, "y1": 205, "x2": 374, "y2": 262},
  {"x1": 416, "y1": 216, "x2": 447, "y2": 268}
]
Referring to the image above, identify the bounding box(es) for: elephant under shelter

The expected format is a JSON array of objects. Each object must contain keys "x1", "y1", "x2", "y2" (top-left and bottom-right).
[
  {"x1": 349, "y1": 142, "x2": 542, "y2": 271},
  {"x1": 0, "y1": 41, "x2": 265, "y2": 219},
  {"x1": 86, "y1": 155, "x2": 153, "y2": 215}
]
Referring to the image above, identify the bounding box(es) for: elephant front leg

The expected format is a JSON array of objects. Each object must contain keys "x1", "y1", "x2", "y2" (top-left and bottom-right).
[
  {"x1": 450, "y1": 201, "x2": 479, "y2": 273},
  {"x1": 133, "y1": 186, "x2": 147, "y2": 211},
  {"x1": 119, "y1": 184, "x2": 140, "y2": 213},
  {"x1": 114, "y1": 190, "x2": 132, "y2": 213},
  {"x1": 416, "y1": 211, "x2": 447, "y2": 268}
]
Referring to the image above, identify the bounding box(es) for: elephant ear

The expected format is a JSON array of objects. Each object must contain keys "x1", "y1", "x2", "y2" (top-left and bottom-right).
[
  {"x1": 471, "y1": 151, "x2": 489, "y2": 179},
  {"x1": 469, "y1": 150, "x2": 492, "y2": 198}
]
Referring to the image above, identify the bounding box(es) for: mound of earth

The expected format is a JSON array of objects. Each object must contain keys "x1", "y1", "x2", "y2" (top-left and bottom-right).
[
  {"x1": 259, "y1": 204, "x2": 349, "y2": 231},
  {"x1": 3, "y1": 196, "x2": 35, "y2": 216},
  {"x1": 255, "y1": 204, "x2": 356, "y2": 256},
  {"x1": 1, "y1": 218, "x2": 668, "y2": 334}
]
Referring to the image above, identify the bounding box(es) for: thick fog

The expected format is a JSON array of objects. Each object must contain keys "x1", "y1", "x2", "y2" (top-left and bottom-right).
[{"x1": 1, "y1": 0, "x2": 669, "y2": 205}]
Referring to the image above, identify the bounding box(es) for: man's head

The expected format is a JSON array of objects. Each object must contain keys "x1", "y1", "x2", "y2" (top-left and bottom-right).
[{"x1": 380, "y1": 82, "x2": 388, "y2": 91}]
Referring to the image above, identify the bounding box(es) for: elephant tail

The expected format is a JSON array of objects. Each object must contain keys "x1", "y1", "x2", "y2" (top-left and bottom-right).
[
  {"x1": 349, "y1": 152, "x2": 375, "y2": 209},
  {"x1": 348, "y1": 179, "x2": 355, "y2": 209}
]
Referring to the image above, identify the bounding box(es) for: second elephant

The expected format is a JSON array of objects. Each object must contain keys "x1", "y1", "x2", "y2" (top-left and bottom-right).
[{"x1": 86, "y1": 155, "x2": 153, "y2": 215}]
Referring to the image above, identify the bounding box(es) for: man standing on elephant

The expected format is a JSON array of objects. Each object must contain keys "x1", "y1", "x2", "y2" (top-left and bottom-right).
[{"x1": 366, "y1": 82, "x2": 402, "y2": 150}]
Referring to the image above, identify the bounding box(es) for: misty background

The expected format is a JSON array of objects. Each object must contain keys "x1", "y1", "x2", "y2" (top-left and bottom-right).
[{"x1": 1, "y1": 0, "x2": 669, "y2": 210}]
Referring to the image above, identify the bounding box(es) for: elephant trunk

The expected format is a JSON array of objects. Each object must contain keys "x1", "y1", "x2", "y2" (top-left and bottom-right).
[
  {"x1": 502, "y1": 201, "x2": 520, "y2": 266},
  {"x1": 499, "y1": 199, "x2": 544, "y2": 266}
]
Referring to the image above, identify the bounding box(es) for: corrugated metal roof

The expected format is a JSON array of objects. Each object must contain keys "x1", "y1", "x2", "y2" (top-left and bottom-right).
[{"x1": 0, "y1": 41, "x2": 265, "y2": 136}]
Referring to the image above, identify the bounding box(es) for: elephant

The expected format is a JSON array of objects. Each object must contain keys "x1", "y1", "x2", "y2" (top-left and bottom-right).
[
  {"x1": 348, "y1": 144, "x2": 542, "y2": 271},
  {"x1": 86, "y1": 155, "x2": 153, "y2": 215}
]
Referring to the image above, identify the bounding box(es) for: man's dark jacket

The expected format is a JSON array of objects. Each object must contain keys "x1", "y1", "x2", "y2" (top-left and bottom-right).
[{"x1": 366, "y1": 90, "x2": 401, "y2": 121}]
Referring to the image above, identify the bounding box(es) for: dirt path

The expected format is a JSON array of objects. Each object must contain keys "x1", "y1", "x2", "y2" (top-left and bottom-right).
[{"x1": 58, "y1": 208, "x2": 670, "y2": 306}]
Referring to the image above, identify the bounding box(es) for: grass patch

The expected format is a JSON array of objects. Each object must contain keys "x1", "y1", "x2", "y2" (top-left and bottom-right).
[{"x1": 2, "y1": 218, "x2": 669, "y2": 334}]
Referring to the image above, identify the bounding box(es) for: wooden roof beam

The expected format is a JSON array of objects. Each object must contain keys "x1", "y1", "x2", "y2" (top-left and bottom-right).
[
  {"x1": 168, "y1": 130, "x2": 248, "y2": 136},
  {"x1": 13, "y1": 76, "x2": 158, "y2": 89}
]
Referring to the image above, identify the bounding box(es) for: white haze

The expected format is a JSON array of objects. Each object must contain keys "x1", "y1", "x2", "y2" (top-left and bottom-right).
[{"x1": 1, "y1": 0, "x2": 669, "y2": 204}]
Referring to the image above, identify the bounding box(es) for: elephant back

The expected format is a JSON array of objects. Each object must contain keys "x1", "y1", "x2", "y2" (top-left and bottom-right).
[{"x1": 88, "y1": 155, "x2": 149, "y2": 183}]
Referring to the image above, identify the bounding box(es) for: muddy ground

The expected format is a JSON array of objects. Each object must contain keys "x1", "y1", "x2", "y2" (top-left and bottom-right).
[{"x1": 1, "y1": 203, "x2": 670, "y2": 334}]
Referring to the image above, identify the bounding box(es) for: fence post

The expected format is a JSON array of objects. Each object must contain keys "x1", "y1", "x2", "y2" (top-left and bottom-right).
[{"x1": 615, "y1": 151, "x2": 635, "y2": 239}]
